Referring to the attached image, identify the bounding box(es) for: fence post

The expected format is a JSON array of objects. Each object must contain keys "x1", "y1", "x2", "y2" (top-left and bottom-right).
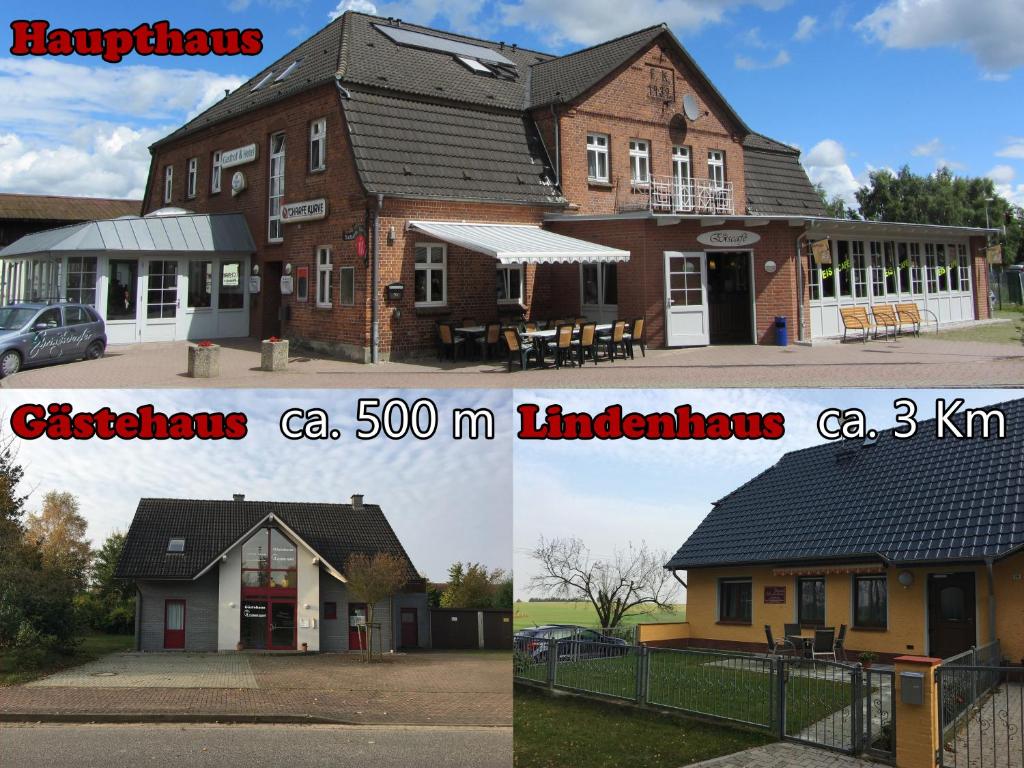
[
  {"x1": 635, "y1": 645, "x2": 648, "y2": 706},
  {"x1": 969, "y1": 645, "x2": 978, "y2": 704},
  {"x1": 852, "y1": 663, "x2": 864, "y2": 755},
  {"x1": 775, "y1": 655, "x2": 786, "y2": 740},
  {"x1": 893, "y1": 655, "x2": 943, "y2": 768},
  {"x1": 546, "y1": 638, "x2": 557, "y2": 689}
]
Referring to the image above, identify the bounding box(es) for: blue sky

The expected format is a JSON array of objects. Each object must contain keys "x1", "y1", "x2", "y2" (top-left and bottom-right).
[
  {"x1": 0, "y1": 0, "x2": 1022, "y2": 204},
  {"x1": 0, "y1": 388, "x2": 512, "y2": 582},
  {"x1": 513, "y1": 388, "x2": 1024, "y2": 601}
]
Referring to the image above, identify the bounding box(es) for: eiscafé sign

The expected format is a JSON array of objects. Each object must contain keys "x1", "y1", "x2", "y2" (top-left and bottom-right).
[
  {"x1": 220, "y1": 143, "x2": 258, "y2": 168},
  {"x1": 281, "y1": 198, "x2": 328, "y2": 223},
  {"x1": 697, "y1": 230, "x2": 761, "y2": 247}
]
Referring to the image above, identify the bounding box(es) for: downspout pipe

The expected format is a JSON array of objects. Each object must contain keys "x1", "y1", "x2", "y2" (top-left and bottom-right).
[
  {"x1": 985, "y1": 558, "x2": 997, "y2": 652},
  {"x1": 372, "y1": 194, "x2": 382, "y2": 363},
  {"x1": 795, "y1": 231, "x2": 809, "y2": 343},
  {"x1": 549, "y1": 99, "x2": 561, "y2": 189},
  {"x1": 670, "y1": 569, "x2": 687, "y2": 589}
]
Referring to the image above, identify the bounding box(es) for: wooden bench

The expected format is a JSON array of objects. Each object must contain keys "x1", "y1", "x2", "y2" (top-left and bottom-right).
[
  {"x1": 895, "y1": 302, "x2": 922, "y2": 336},
  {"x1": 871, "y1": 304, "x2": 899, "y2": 340},
  {"x1": 839, "y1": 307, "x2": 872, "y2": 343}
]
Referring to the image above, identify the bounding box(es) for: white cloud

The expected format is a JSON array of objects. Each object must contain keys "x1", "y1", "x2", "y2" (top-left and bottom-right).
[
  {"x1": 987, "y1": 164, "x2": 1024, "y2": 206},
  {"x1": 996, "y1": 138, "x2": 1024, "y2": 159},
  {"x1": 982, "y1": 71, "x2": 1011, "y2": 82},
  {"x1": 803, "y1": 138, "x2": 862, "y2": 205},
  {"x1": 911, "y1": 137, "x2": 942, "y2": 157},
  {"x1": 735, "y1": 49, "x2": 791, "y2": 70},
  {"x1": 329, "y1": 0, "x2": 378, "y2": 19},
  {"x1": 934, "y1": 158, "x2": 965, "y2": 172},
  {"x1": 988, "y1": 164, "x2": 1016, "y2": 185},
  {"x1": 793, "y1": 15, "x2": 817, "y2": 41},
  {"x1": 856, "y1": 0, "x2": 1024, "y2": 73}
]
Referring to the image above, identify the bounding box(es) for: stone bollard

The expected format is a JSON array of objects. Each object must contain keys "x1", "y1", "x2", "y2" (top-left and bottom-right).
[
  {"x1": 261, "y1": 337, "x2": 289, "y2": 372},
  {"x1": 187, "y1": 342, "x2": 220, "y2": 378}
]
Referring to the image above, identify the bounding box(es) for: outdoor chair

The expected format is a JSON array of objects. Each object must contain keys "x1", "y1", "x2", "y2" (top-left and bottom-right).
[
  {"x1": 437, "y1": 322, "x2": 465, "y2": 361},
  {"x1": 623, "y1": 317, "x2": 646, "y2": 358},
  {"x1": 784, "y1": 623, "x2": 800, "y2": 638},
  {"x1": 765, "y1": 625, "x2": 794, "y2": 656},
  {"x1": 502, "y1": 328, "x2": 539, "y2": 372},
  {"x1": 477, "y1": 322, "x2": 501, "y2": 360},
  {"x1": 834, "y1": 623, "x2": 848, "y2": 661},
  {"x1": 546, "y1": 323, "x2": 576, "y2": 368},
  {"x1": 895, "y1": 302, "x2": 922, "y2": 336},
  {"x1": 811, "y1": 628, "x2": 837, "y2": 661},
  {"x1": 523, "y1": 321, "x2": 539, "y2": 333},
  {"x1": 870, "y1": 304, "x2": 899, "y2": 340},
  {"x1": 598, "y1": 320, "x2": 629, "y2": 361},
  {"x1": 839, "y1": 307, "x2": 873, "y2": 343},
  {"x1": 572, "y1": 322, "x2": 599, "y2": 366},
  {"x1": 574, "y1": 316, "x2": 588, "y2": 326}
]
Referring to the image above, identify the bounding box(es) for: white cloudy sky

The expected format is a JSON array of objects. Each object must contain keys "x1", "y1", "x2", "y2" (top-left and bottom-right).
[
  {"x1": 513, "y1": 388, "x2": 1023, "y2": 603},
  {"x1": 0, "y1": 388, "x2": 512, "y2": 582}
]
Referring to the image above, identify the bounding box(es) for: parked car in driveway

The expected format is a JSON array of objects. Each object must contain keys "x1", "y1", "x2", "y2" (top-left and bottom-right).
[
  {"x1": 514, "y1": 624, "x2": 628, "y2": 662},
  {"x1": 0, "y1": 302, "x2": 107, "y2": 378}
]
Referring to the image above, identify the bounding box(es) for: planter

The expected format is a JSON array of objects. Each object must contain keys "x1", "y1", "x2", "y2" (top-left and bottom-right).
[
  {"x1": 301, "y1": 642, "x2": 308, "y2": 653},
  {"x1": 261, "y1": 338, "x2": 289, "y2": 372},
  {"x1": 236, "y1": 641, "x2": 244, "y2": 652},
  {"x1": 187, "y1": 343, "x2": 220, "y2": 378}
]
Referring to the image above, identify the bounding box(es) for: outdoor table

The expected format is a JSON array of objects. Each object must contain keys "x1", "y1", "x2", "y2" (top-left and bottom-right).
[
  {"x1": 455, "y1": 326, "x2": 486, "y2": 359},
  {"x1": 787, "y1": 635, "x2": 813, "y2": 659}
]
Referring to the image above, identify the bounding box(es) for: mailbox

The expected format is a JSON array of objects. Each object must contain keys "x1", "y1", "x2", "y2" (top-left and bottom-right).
[
  {"x1": 386, "y1": 282, "x2": 405, "y2": 301},
  {"x1": 901, "y1": 671, "x2": 924, "y2": 705}
]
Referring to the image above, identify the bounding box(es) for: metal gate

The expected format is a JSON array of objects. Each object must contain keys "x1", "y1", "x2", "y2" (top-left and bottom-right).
[{"x1": 937, "y1": 663, "x2": 1024, "y2": 767}]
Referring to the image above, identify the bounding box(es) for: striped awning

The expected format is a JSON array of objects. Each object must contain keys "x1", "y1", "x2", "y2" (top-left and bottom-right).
[{"x1": 407, "y1": 221, "x2": 630, "y2": 265}]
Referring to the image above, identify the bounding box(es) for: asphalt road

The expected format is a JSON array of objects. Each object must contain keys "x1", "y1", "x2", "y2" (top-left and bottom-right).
[{"x1": 0, "y1": 723, "x2": 512, "y2": 768}]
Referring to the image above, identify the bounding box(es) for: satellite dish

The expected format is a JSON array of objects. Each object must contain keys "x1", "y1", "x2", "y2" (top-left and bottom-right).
[{"x1": 683, "y1": 94, "x2": 700, "y2": 121}]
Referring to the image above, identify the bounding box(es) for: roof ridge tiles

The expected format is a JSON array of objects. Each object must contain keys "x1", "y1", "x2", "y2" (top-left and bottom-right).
[{"x1": 530, "y1": 23, "x2": 665, "y2": 69}]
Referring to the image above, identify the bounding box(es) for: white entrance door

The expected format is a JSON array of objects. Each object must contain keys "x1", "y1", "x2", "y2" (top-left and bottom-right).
[
  {"x1": 664, "y1": 251, "x2": 709, "y2": 346},
  {"x1": 580, "y1": 262, "x2": 618, "y2": 323},
  {"x1": 142, "y1": 259, "x2": 181, "y2": 342}
]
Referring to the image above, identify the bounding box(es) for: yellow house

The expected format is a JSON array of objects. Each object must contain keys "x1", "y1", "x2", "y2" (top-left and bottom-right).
[{"x1": 662, "y1": 399, "x2": 1024, "y2": 665}]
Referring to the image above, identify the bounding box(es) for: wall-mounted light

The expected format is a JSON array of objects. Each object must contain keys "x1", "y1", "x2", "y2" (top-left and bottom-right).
[
  {"x1": 251, "y1": 264, "x2": 260, "y2": 276},
  {"x1": 387, "y1": 225, "x2": 396, "y2": 245},
  {"x1": 898, "y1": 571, "x2": 915, "y2": 588},
  {"x1": 283, "y1": 263, "x2": 292, "y2": 276},
  {"x1": 228, "y1": 602, "x2": 236, "y2": 608}
]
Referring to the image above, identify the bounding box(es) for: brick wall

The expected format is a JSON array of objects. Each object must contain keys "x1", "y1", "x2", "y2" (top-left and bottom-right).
[{"x1": 971, "y1": 235, "x2": 991, "y2": 320}]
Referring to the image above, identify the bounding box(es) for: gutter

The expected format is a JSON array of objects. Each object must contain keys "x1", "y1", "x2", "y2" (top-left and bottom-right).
[
  {"x1": 795, "y1": 231, "x2": 809, "y2": 342},
  {"x1": 670, "y1": 569, "x2": 687, "y2": 589},
  {"x1": 372, "y1": 193, "x2": 382, "y2": 363},
  {"x1": 549, "y1": 100, "x2": 561, "y2": 189},
  {"x1": 985, "y1": 558, "x2": 997, "y2": 651}
]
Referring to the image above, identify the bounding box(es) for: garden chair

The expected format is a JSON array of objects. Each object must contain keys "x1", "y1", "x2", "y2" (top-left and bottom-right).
[
  {"x1": 546, "y1": 323, "x2": 576, "y2": 368},
  {"x1": 834, "y1": 623, "x2": 847, "y2": 661},
  {"x1": 572, "y1": 322, "x2": 599, "y2": 366},
  {"x1": 574, "y1": 316, "x2": 588, "y2": 326},
  {"x1": 523, "y1": 321, "x2": 539, "y2": 333},
  {"x1": 765, "y1": 625, "x2": 793, "y2": 656},
  {"x1": 476, "y1": 322, "x2": 501, "y2": 360},
  {"x1": 598, "y1": 320, "x2": 629, "y2": 361},
  {"x1": 811, "y1": 628, "x2": 837, "y2": 661},
  {"x1": 871, "y1": 304, "x2": 898, "y2": 340},
  {"x1": 839, "y1": 307, "x2": 873, "y2": 343},
  {"x1": 502, "y1": 328, "x2": 539, "y2": 373},
  {"x1": 623, "y1": 317, "x2": 646, "y2": 358},
  {"x1": 895, "y1": 302, "x2": 922, "y2": 336},
  {"x1": 437, "y1": 322, "x2": 465, "y2": 361}
]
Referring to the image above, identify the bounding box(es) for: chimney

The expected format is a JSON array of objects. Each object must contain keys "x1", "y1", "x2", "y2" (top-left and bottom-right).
[
  {"x1": 350, "y1": 494, "x2": 364, "y2": 508},
  {"x1": 233, "y1": 493, "x2": 245, "y2": 502}
]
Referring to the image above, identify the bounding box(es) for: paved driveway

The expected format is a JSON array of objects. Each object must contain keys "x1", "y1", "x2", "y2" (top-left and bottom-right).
[
  {"x1": 687, "y1": 742, "x2": 880, "y2": 767},
  {"x1": 0, "y1": 651, "x2": 510, "y2": 726},
  {"x1": 3, "y1": 332, "x2": 1022, "y2": 388}
]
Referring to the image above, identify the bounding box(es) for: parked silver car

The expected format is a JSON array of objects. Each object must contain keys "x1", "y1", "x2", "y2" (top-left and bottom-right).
[{"x1": 0, "y1": 303, "x2": 107, "y2": 378}]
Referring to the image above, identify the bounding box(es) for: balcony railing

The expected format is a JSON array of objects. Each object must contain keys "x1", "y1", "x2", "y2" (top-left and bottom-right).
[{"x1": 618, "y1": 176, "x2": 735, "y2": 216}]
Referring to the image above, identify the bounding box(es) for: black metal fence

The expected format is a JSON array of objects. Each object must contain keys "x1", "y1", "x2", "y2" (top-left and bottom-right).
[{"x1": 514, "y1": 637, "x2": 895, "y2": 762}]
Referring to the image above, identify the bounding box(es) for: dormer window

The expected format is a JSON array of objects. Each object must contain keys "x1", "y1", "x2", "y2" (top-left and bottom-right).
[{"x1": 167, "y1": 538, "x2": 185, "y2": 553}]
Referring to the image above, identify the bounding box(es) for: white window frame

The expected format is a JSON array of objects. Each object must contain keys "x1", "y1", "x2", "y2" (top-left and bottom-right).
[
  {"x1": 586, "y1": 133, "x2": 609, "y2": 182},
  {"x1": 708, "y1": 150, "x2": 725, "y2": 188},
  {"x1": 66, "y1": 256, "x2": 98, "y2": 307},
  {"x1": 186, "y1": 157, "x2": 198, "y2": 199},
  {"x1": 316, "y1": 246, "x2": 332, "y2": 308},
  {"x1": 497, "y1": 264, "x2": 524, "y2": 304},
  {"x1": 338, "y1": 266, "x2": 355, "y2": 306},
  {"x1": 164, "y1": 165, "x2": 173, "y2": 204},
  {"x1": 414, "y1": 242, "x2": 447, "y2": 307},
  {"x1": 957, "y1": 243, "x2": 971, "y2": 292},
  {"x1": 629, "y1": 139, "x2": 650, "y2": 185},
  {"x1": 211, "y1": 151, "x2": 222, "y2": 193},
  {"x1": 309, "y1": 118, "x2": 326, "y2": 172},
  {"x1": 268, "y1": 132, "x2": 286, "y2": 243}
]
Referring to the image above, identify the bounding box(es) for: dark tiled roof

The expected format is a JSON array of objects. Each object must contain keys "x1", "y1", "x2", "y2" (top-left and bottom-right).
[
  {"x1": 342, "y1": 89, "x2": 563, "y2": 205},
  {"x1": 115, "y1": 498, "x2": 420, "y2": 581},
  {"x1": 666, "y1": 399, "x2": 1024, "y2": 570},
  {"x1": 0, "y1": 193, "x2": 140, "y2": 221},
  {"x1": 743, "y1": 133, "x2": 826, "y2": 216}
]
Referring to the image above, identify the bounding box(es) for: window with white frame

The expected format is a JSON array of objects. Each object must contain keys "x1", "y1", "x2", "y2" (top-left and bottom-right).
[
  {"x1": 211, "y1": 151, "x2": 222, "y2": 193},
  {"x1": 936, "y1": 244, "x2": 949, "y2": 291},
  {"x1": 186, "y1": 157, "x2": 198, "y2": 199},
  {"x1": 883, "y1": 241, "x2": 897, "y2": 295},
  {"x1": 316, "y1": 246, "x2": 332, "y2": 307},
  {"x1": 958, "y1": 244, "x2": 970, "y2": 291},
  {"x1": 910, "y1": 243, "x2": 923, "y2": 294},
  {"x1": 672, "y1": 145, "x2": 691, "y2": 208},
  {"x1": 164, "y1": 165, "x2": 173, "y2": 204},
  {"x1": 836, "y1": 240, "x2": 852, "y2": 297},
  {"x1": 852, "y1": 240, "x2": 867, "y2": 298},
  {"x1": 586, "y1": 133, "x2": 609, "y2": 182},
  {"x1": 414, "y1": 243, "x2": 446, "y2": 306},
  {"x1": 870, "y1": 241, "x2": 884, "y2": 298},
  {"x1": 309, "y1": 118, "x2": 326, "y2": 172},
  {"x1": 338, "y1": 266, "x2": 355, "y2": 306},
  {"x1": 496, "y1": 264, "x2": 523, "y2": 304},
  {"x1": 66, "y1": 257, "x2": 98, "y2": 306},
  {"x1": 629, "y1": 140, "x2": 650, "y2": 185},
  {"x1": 897, "y1": 243, "x2": 910, "y2": 294},
  {"x1": 708, "y1": 150, "x2": 725, "y2": 188},
  {"x1": 925, "y1": 243, "x2": 938, "y2": 293},
  {"x1": 268, "y1": 132, "x2": 286, "y2": 242}
]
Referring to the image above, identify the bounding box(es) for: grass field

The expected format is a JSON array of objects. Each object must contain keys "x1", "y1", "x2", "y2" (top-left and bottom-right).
[
  {"x1": 514, "y1": 685, "x2": 770, "y2": 768},
  {"x1": 0, "y1": 633, "x2": 134, "y2": 687},
  {"x1": 921, "y1": 309, "x2": 1023, "y2": 345},
  {"x1": 514, "y1": 601, "x2": 686, "y2": 631}
]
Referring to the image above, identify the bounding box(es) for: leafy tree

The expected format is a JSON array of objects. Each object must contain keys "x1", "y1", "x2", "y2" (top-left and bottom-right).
[
  {"x1": 440, "y1": 562, "x2": 509, "y2": 609},
  {"x1": 530, "y1": 537, "x2": 678, "y2": 629},
  {"x1": 76, "y1": 532, "x2": 134, "y2": 634},
  {"x1": 24, "y1": 491, "x2": 91, "y2": 591},
  {"x1": 344, "y1": 552, "x2": 408, "y2": 660},
  {"x1": 814, "y1": 183, "x2": 860, "y2": 220}
]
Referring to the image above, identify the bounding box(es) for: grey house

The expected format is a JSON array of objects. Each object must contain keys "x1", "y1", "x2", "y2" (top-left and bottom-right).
[{"x1": 115, "y1": 494, "x2": 429, "y2": 652}]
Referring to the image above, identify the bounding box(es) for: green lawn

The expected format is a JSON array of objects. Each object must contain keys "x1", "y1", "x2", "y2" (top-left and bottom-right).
[
  {"x1": 920, "y1": 309, "x2": 1023, "y2": 345},
  {"x1": 514, "y1": 686, "x2": 770, "y2": 768},
  {"x1": 0, "y1": 633, "x2": 134, "y2": 687},
  {"x1": 514, "y1": 601, "x2": 686, "y2": 631}
]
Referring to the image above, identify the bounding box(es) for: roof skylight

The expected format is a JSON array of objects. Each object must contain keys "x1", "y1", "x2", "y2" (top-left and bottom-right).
[
  {"x1": 274, "y1": 59, "x2": 302, "y2": 82},
  {"x1": 167, "y1": 538, "x2": 185, "y2": 553},
  {"x1": 251, "y1": 70, "x2": 276, "y2": 92},
  {"x1": 457, "y1": 56, "x2": 492, "y2": 75},
  {"x1": 373, "y1": 23, "x2": 515, "y2": 67}
]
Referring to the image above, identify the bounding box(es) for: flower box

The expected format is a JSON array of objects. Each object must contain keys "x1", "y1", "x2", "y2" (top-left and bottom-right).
[
  {"x1": 187, "y1": 342, "x2": 220, "y2": 378},
  {"x1": 261, "y1": 337, "x2": 289, "y2": 372}
]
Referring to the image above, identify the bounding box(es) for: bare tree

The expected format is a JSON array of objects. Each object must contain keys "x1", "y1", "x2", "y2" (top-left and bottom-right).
[
  {"x1": 530, "y1": 537, "x2": 678, "y2": 628},
  {"x1": 344, "y1": 552, "x2": 408, "y2": 660}
]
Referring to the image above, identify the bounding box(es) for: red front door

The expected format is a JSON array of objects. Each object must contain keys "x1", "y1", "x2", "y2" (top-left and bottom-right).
[
  {"x1": 349, "y1": 603, "x2": 367, "y2": 650},
  {"x1": 164, "y1": 599, "x2": 185, "y2": 649},
  {"x1": 400, "y1": 608, "x2": 418, "y2": 648}
]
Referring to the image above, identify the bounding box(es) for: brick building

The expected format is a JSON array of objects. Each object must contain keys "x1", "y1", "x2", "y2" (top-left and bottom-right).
[{"x1": 0, "y1": 12, "x2": 994, "y2": 357}]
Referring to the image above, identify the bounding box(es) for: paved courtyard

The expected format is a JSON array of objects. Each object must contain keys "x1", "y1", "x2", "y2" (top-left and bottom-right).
[
  {"x1": 687, "y1": 742, "x2": 879, "y2": 767},
  {"x1": 3, "y1": 330, "x2": 1023, "y2": 388},
  {"x1": 0, "y1": 651, "x2": 511, "y2": 726}
]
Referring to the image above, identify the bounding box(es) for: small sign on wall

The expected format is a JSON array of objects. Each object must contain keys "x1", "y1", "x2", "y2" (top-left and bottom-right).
[
  {"x1": 811, "y1": 239, "x2": 832, "y2": 265},
  {"x1": 280, "y1": 275, "x2": 294, "y2": 295},
  {"x1": 281, "y1": 198, "x2": 328, "y2": 223},
  {"x1": 764, "y1": 586, "x2": 787, "y2": 604},
  {"x1": 295, "y1": 266, "x2": 309, "y2": 302},
  {"x1": 697, "y1": 230, "x2": 762, "y2": 248},
  {"x1": 248, "y1": 275, "x2": 261, "y2": 294}
]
